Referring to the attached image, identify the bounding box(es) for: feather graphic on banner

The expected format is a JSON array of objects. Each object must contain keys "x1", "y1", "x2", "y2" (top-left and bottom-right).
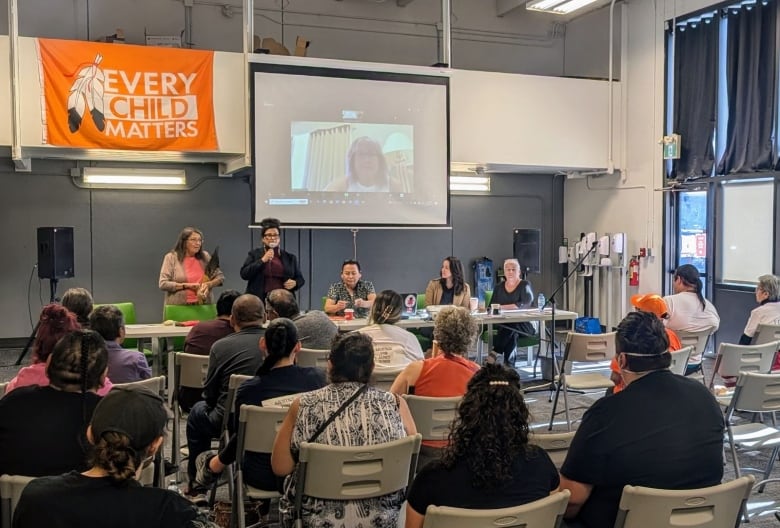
[{"x1": 67, "y1": 53, "x2": 105, "y2": 133}]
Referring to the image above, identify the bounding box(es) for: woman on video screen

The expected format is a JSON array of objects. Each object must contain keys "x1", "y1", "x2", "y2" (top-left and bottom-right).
[{"x1": 325, "y1": 136, "x2": 394, "y2": 192}]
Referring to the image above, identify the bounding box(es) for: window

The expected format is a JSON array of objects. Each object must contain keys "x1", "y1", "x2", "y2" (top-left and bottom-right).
[{"x1": 719, "y1": 180, "x2": 775, "y2": 285}]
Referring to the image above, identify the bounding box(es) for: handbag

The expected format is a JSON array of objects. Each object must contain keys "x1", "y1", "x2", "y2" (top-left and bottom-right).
[{"x1": 308, "y1": 383, "x2": 368, "y2": 443}]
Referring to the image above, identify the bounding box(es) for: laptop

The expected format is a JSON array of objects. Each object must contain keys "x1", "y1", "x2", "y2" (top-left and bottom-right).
[{"x1": 400, "y1": 293, "x2": 419, "y2": 318}]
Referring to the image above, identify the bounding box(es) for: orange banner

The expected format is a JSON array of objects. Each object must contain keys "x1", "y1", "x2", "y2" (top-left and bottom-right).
[{"x1": 37, "y1": 38, "x2": 218, "y2": 151}]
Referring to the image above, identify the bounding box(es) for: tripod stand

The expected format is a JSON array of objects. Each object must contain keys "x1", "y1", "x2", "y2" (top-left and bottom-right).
[
  {"x1": 524, "y1": 241, "x2": 599, "y2": 393},
  {"x1": 16, "y1": 278, "x2": 59, "y2": 366}
]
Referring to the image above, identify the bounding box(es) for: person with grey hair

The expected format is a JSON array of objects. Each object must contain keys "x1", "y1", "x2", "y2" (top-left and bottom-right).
[
  {"x1": 89, "y1": 305, "x2": 151, "y2": 384},
  {"x1": 61, "y1": 287, "x2": 93, "y2": 328},
  {"x1": 265, "y1": 288, "x2": 338, "y2": 349},
  {"x1": 739, "y1": 274, "x2": 780, "y2": 346}
]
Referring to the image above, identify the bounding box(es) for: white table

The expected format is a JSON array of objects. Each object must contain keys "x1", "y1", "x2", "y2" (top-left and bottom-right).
[
  {"x1": 333, "y1": 308, "x2": 578, "y2": 364},
  {"x1": 125, "y1": 324, "x2": 192, "y2": 376}
]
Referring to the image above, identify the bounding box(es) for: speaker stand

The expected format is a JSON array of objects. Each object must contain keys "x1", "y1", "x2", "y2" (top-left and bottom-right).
[{"x1": 15, "y1": 278, "x2": 60, "y2": 366}]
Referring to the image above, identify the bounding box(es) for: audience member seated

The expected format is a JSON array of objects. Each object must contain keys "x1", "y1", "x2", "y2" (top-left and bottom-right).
[
  {"x1": 405, "y1": 364, "x2": 560, "y2": 528},
  {"x1": 739, "y1": 274, "x2": 780, "y2": 345},
  {"x1": 357, "y1": 290, "x2": 424, "y2": 374},
  {"x1": 391, "y1": 306, "x2": 479, "y2": 463},
  {"x1": 185, "y1": 289, "x2": 240, "y2": 355},
  {"x1": 491, "y1": 259, "x2": 535, "y2": 366},
  {"x1": 663, "y1": 264, "x2": 719, "y2": 374},
  {"x1": 89, "y1": 305, "x2": 151, "y2": 384},
  {"x1": 13, "y1": 387, "x2": 219, "y2": 528},
  {"x1": 271, "y1": 332, "x2": 416, "y2": 528},
  {"x1": 559, "y1": 311, "x2": 724, "y2": 528},
  {"x1": 424, "y1": 256, "x2": 471, "y2": 309},
  {"x1": 609, "y1": 294, "x2": 681, "y2": 394},
  {"x1": 265, "y1": 288, "x2": 338, "y2": 349},
  {"x1": 324, "y1": 259, "x2": 376, "y2": 318},
  {"x1": 0, "y1": 330, "x2": 108, "y2": 476},
  {"x1": 179, "y1": 289, "x2": 241, "y2": 411},
  {"x1": 7, "y1": 304, "x2": 113, "y2": 396},
  {"x1": 61, "y1": 287, "x2": 94, "y2": 328},
  {"x1": 185, "y1": 294, "x2": 266, "y2": 501},
  {"x1": 193, "y1": 318, "x2": 327, "y2": 519}
]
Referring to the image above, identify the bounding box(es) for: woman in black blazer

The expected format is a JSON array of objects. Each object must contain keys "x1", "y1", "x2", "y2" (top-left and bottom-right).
[{"x1": 240, "y1": 218, "x2": 304, "y2": 300}]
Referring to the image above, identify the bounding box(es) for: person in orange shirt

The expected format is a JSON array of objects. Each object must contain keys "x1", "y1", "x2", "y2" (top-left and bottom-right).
[{"x1": 610, "y1": 294, "x2": 682, "y2": 394}]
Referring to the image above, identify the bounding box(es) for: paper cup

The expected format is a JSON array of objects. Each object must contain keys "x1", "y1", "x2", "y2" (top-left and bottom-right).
[
  {"x1": 344, "y1": 308, "x2": 355, "y2": 321},
  {"x1": 469, "y1": 297, "x2": 478, "y2": 311}
]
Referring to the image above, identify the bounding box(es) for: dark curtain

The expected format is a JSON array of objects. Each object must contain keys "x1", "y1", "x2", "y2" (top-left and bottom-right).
[
  {"x1": 671, "y1": 21, "x2": 719, "y2": 180},
  {"x1": 717, "y1": 3, "x2": 777, "y2": 174}
]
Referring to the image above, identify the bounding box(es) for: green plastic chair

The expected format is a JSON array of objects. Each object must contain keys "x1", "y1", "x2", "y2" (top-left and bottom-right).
[
  {"x1": 417, "y1": 293, "x2": 427, "y2": 310},
  {"x1": 163, "y1": 304, "x2": 218, "y2": 351}
]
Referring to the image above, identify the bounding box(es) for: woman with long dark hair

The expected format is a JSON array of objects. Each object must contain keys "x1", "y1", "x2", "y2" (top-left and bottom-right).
[
  {"x1": 192, "y1": 318, "x2": 325, "y2": 510},
  {"x1": 159, "y1": 226, "x2": 224, "y2": 305},
  {"x1": 663, "y1": 264, "x2": 719, "y2": 370},
  {"x1": 425, "y1": 256, "x2": 471, "y2": 309},
  {"x1": 405, "y1": 364, "x2": 559, "y2": 527},
  {"x1": 13, "y1": 387, "x2": 220, "y2": 528}
]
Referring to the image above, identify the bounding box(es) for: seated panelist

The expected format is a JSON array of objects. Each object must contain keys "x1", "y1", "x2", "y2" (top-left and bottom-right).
[
  {"x1": 324, "y1": 259, "x2": 376, "y2": 318},
  {"x1": 425, "y1": 256, "x2": 471, "y2": 309}
]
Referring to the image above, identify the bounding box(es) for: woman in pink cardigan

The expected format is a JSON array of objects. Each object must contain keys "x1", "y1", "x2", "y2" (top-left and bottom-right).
[{"x1": 6, "y1": 304, "x2": 113, "y2": 396}]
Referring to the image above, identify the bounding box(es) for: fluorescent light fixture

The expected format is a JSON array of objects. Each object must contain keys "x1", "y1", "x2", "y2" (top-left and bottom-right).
[
  {"x1": 526, "y1": 0, "x2": 600, "y2": 14},
  {"x1": 450, "y1": 175, "x2": 491, "y2": 192},
  {"x1": 79, "y1": 167, "x2": 187, "y2": 190}
]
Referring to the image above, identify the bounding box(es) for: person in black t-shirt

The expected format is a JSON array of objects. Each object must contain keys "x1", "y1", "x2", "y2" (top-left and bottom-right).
[
  {"x1": 405, "y1": 364, "x2": 560, "y2": 528},
  {"x1": 13, "y1": 387, "x2": 218, "y2": 528},
  {"x1": 0, "y1": 330, "x2": 108, "y2": 477},
  {"x1": 560, "y1": 311, "x2": 725, "y2": 528}
]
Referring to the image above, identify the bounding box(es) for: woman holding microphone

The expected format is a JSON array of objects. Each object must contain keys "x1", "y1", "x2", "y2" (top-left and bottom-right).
[{"x1": 240, "y1": 217, "x2": 305, "y2": 301}]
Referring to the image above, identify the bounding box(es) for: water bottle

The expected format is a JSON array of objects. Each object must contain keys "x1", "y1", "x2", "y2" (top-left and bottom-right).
[{"x1": 537, "y1": 293, "x2": 546, "y2": 312}]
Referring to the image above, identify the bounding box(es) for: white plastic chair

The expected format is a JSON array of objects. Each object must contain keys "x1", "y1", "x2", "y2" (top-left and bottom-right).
[
  {"x1": 233, "y1": 404, "x2": 289, "y2": 528},
  {"x1": 668, "y1": 345, "x2": 693, "y2": 376},
  {"x1": 676, "y1": 328, "x2": 715, "y2": 382},
  {"x1": 0, "y1": 475, "x2": 35, "y2": 528},
  {"x1": 291, "y1": 435, "x2": 422, "y2": 528},
  {"x1": 724, "y1": 372, "x2": 780, "y2": 482},
  {"x1": 707, "y1": 341, "x2": 779, "y2": 406},
  {"x1": 422, "y1": 489, "x2": 570, "y2": 528},
  {"x1": 613, "y1": 475, "x2": 754, "y2": 528},
  {"x1": 528, "y1": 430, "x2": 576, "y2": 468},
  {"x1": 170, "y1": 352, "x2": 210, "y2": 468},
  {"x1": 296, "y1": 348, "x2": 329, "y2": 369},
  {"x1": 548, "y1": 332, "x2": 616, "y2": 431},
  {"x1": 402, "y1": 395, "x2": 461, "y2": 443}
]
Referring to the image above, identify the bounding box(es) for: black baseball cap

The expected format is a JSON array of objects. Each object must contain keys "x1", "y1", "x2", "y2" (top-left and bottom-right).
[{"x1": 90, "y1": 387, "x2": 168, "y2": 451}]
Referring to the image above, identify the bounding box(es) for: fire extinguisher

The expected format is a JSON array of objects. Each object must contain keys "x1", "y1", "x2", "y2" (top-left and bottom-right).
[{"x1": 629, "y1": 256, "x2": 640, "y2": 286}]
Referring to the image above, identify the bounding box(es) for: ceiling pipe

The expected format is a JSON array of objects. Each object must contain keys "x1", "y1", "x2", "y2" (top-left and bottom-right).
[
  {"x1": 8, "y1": 0, "x2": 29, "y2": 171},
  {"x1": 606, "y1": 0, "x2": 617, "y2": 174},
  {"x1": 441, "y1": 0, "x2": 451, "y2": 66}
]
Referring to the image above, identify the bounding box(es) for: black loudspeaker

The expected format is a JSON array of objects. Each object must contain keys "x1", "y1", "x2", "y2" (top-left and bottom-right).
[
  {"x1": 37, "y1": 227, "x2": 75, "y2": 280},
  {"x1": 513, "y1": 228, "x2": 541, "y2": 274}
]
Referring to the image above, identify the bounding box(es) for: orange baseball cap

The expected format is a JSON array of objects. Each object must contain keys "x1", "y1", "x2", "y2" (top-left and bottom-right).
[{"x1": 630, "y1": 294, "x2": 669, "y2": 319}]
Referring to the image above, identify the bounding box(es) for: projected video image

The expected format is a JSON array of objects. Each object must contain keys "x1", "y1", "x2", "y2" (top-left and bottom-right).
[{"x1": 291, "y1": 122, "x2": 414, "y2": 193}]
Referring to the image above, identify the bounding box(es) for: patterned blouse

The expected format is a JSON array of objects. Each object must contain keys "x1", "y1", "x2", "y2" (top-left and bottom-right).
[
  {"x1": 279, "y1": 382, "x2": 407, "y2": 528},
  {"x1": 326, "y1": 280, "x2": 376, "y2": 318}
]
